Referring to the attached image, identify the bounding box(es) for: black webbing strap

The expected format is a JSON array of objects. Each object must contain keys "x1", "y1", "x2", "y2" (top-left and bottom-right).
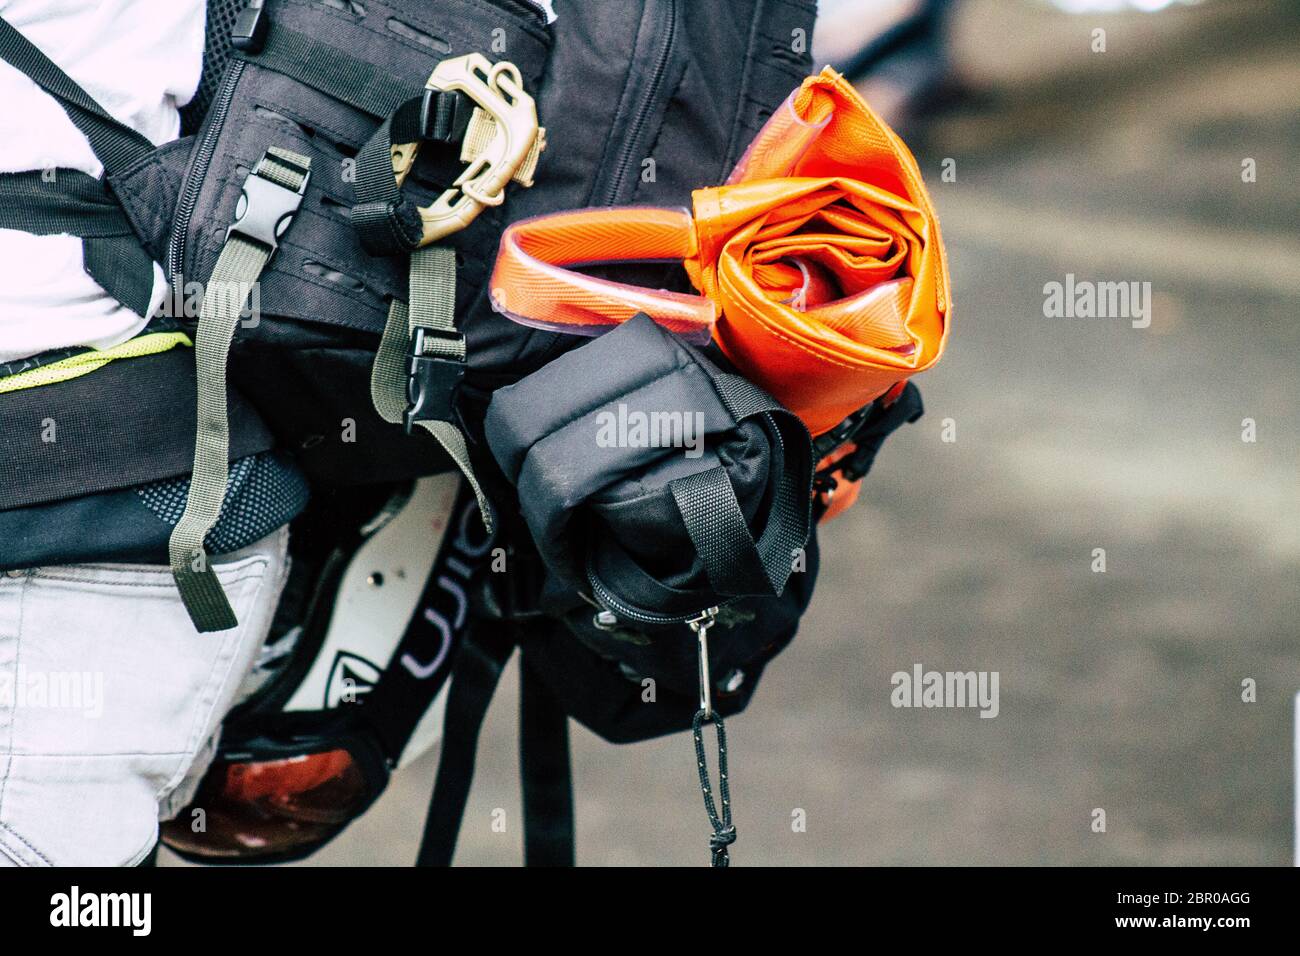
[
  {"x1": 415, "y1": 624, "x2": 577, "y2": 867},
  {"x1": 235, "y1": 24, "x2": 421, "y2": 120},
  {"x1": 351, "y1": 91, "x2": 471, "y2": 256},
  {"x1": 519, "y1": 652, "x2": 575, "y2": 866},
  {"x1": 0, "y1": 170, "x2": 153, "y2": 316},
  {"x1": 0, "y1": 17, "x2": 154, "y2": 175},
  {"x1": 669, "y1": 374, "x2": 812, "y2": 600},
  {"x1": 415, "y1": 623, "x2": 517, "y2": 866},
  {"x1": 358, "y1": 484, "x2": 491, "y2": 762}
]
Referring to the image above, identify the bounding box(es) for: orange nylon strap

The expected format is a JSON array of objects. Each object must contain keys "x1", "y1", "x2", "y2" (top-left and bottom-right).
[{"x1": 490, "y1": 206, "x2": 715, "y2": 342}]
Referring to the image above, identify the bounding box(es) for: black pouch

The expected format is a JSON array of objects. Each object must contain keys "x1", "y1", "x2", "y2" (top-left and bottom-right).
[
  {"x1": 516, "y1": 539, "x2": 819, "y2": 743},
  {"x1": 484, "y1": 313, "x2": 817, "y2": 741},
  {"x1": 485, "y1": 313, "x2": 814, "y2": 625}
]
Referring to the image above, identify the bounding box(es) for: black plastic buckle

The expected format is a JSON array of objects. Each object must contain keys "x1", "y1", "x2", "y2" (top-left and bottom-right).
[
  {"x1": 819, "y1": 384, "x2": 925, "y2": 485},
  {"x1": 231, "y1": 0, "x2": 269, "y2": 53},
  {"x1": 403, "y1": 327, "x2": 465, "y2": 434},
  {"x1": 225, "y1": 154, "x2": 310, "y2": 253},
  {"x1": 417, "y1": 87, "x2": 472, "y2": 144},
  {"x1": 812, "y1": 404, "x2": 873, "y2": 460}
]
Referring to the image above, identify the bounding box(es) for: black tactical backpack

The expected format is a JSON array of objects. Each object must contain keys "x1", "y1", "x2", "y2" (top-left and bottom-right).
[
  {"x1": 2, "y1": 0, "x2": 852, "y2": 865},
  {"x1": 0, "y1": 0, "x2": 819, "y2": 630}
]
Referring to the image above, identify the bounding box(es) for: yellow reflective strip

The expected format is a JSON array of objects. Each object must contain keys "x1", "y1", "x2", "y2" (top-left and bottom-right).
[{"x1": 0, "y1": 331, "x2": 193, "y2": 395}]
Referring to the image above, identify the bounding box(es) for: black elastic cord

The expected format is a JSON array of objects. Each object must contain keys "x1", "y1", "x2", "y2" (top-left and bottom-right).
[
  {"x1": 0, "y1": 17, "x2": 154, "y2": 175},
  {"x1": 692, "y1": 709, "x2": 736, "y2": 867}
]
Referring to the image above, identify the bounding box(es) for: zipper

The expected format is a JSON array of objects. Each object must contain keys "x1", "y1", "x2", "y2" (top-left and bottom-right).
[
  {"x1": 168, "y1": 59, "x2": 246, "y2": 288},
  {"x1": 495, "y1": 0, "x2": 553, "y2": 26},
  {"x1": 597, "y1": 0, "x2": 676, "y2": 206},
  {"x1": 587, "y1": 573, "x2": 726, "y2": 629}
]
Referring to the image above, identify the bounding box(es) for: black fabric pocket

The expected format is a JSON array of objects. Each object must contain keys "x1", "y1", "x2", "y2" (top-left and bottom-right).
[{"x1": 485, "y1": 313, "x2": 813, "y2": 623}]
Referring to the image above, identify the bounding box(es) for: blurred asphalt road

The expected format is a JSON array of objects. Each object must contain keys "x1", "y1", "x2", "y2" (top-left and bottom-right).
[{"x1": 165, "y1": 0, "x2": 1299, "y2": 867}]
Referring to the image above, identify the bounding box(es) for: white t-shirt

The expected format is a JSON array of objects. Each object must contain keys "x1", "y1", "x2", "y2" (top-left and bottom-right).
[{"x1": 0, "y1": 0, "x2": 205, "y2": 363}]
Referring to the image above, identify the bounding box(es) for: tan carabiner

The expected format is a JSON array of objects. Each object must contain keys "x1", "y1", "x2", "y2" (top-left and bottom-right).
[{"x1": 389, "y1": 53, "x2": 544, "y2": 245}]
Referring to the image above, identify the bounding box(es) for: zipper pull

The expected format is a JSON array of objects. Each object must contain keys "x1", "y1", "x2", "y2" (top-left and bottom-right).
[
  {"x1": 687, "y1": 606, "x2": 734, "y2": 866},
  {"x1": 687, "y1": 606, "x2": 718, "y2": 718}
]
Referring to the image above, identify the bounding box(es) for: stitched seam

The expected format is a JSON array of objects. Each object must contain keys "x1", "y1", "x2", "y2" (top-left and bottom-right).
[
  {"x1": 0, "y1": 820, "x2": 52, "y2": 866},
  {"x1": 587, "y1": 6, "x2": 648, "y2": 205},
  {"x1": 724, "y1": 0, "x2": 767, "y2": 168},
  {"x1": 0, "y1": 577, "x2": 26, "y2": 824},
  {"x1": 0, "y1": 832, "x2": 23, "y2": 865},
  {"x1": 29, "y1": 570, "x2": 268, "y2": 589},
  {"x1": 634, "y1": 62, "x2": 690, "y2": 200},
  {"x1": 112, "y1": 165, "x2": 170, "y2": 253}
]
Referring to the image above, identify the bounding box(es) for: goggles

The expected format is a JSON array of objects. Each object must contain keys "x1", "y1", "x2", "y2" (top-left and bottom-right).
[
  {"x1": 160, "y1": 476, "x2": 493, "y2": 864},
  {"x1": 160, "y1": 714, "x2": 388, "y2": 864}
]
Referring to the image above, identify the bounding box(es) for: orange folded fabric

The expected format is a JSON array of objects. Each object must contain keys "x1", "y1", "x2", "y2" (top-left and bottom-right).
[{"x1": 490, "y1": 66, "x2": 951, "y2": 438}]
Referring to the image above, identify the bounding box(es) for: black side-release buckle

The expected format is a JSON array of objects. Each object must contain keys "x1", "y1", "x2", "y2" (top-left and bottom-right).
[
  {"x1": 224, "y1": 152, "x2": 310, "y2": 253},
  {"x1": 403, "y1": 327, "x2": 465, "y2": 434},
  {"x1": 812, "y1": 404, "x2": 873, "y2": 460},
  {"x1": 814, "y1": 383, "x2": 925, "y2": 483},
  {"x1": 231, "y1": 0, "x2": 269, "y2": 53}
]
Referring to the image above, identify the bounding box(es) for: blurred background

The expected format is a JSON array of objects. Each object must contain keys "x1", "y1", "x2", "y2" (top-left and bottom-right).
[{"x1": 165, "y1": 0, "x2": 1300, "y2": 866}]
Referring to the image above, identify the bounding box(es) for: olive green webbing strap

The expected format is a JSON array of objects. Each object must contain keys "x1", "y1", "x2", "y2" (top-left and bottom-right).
[
  {"x1": 169, "y1": 148, "x2": 311, "y2": 632},
  {"x1": 371, "y1": 245, "x2": 494, "y2": 533}
]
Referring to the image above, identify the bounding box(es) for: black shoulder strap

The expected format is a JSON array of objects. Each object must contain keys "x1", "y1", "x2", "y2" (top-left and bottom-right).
[
  {"x1": 180, "y1": 0, "x2": 247, "y2": 136},
  {"x1": 0, "y1": 170, "x2": 154, "y2": 316},
  {"x1": 415, "y1": 623, "x2": 516, "y2": 866},
  {"x1": 519, "y1": 652, "x2": 575, "y2": 866},
  {"x1": 0, "y1": 16, "x2": 154, "y2": 174},
  {"x1": 415, "y1": 623, "x2": 576, "y2": 867}
]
